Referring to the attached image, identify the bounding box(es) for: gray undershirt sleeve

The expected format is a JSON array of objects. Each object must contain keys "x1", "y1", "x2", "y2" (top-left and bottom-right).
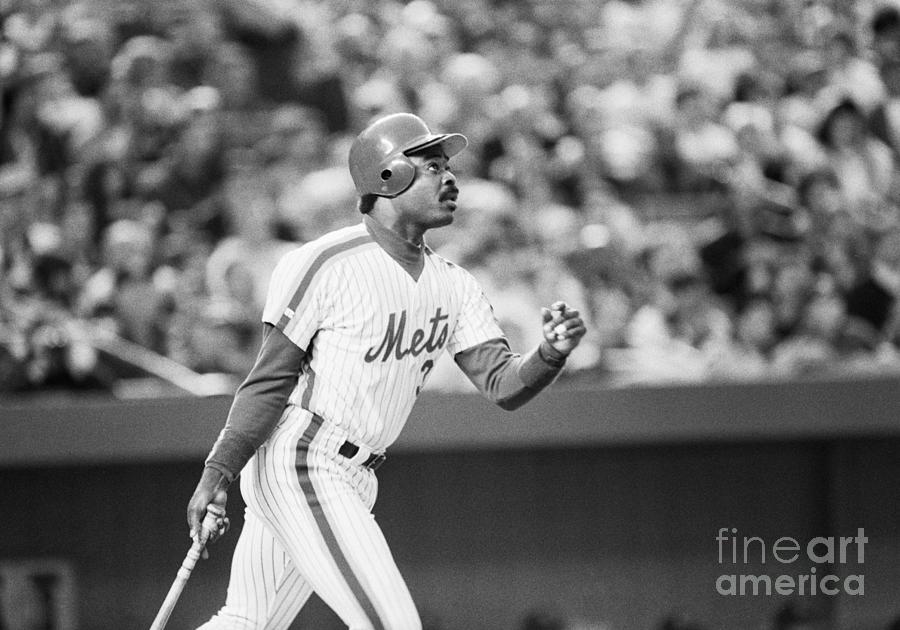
[
  {"x1": 205, "y1": 323, "x2": 305, "y2": 482},
  {"x1": 453, "y1": 337, "x2": 567, "y2": 410}
]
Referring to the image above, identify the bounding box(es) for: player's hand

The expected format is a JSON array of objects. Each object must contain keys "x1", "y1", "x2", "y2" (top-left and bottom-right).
[
  {"x1": 541, "y1": 300, "x2": 586, "y2": 356},
  {"x1": 187, "y1": 467, "x2": 230, "y2": 557}
]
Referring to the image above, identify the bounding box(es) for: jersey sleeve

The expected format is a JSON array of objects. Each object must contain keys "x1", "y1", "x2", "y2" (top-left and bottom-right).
[
  {"x1": 454, "y1": 337, "x2": 565, "y2": 410},
  {"x1": 446, "y1": 268, "x2": 506, "y2": 356},
  {"x1": 262, "y1": 247, "x2": 330, "y2": 351},
  {"x1": 205, "y1": 324, "x2": 305, "y2": 481}
]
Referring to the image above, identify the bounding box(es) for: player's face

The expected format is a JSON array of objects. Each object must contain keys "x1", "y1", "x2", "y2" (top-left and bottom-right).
[{"x1": 394, "y1": 147, "x2": 459, "y2": 231}]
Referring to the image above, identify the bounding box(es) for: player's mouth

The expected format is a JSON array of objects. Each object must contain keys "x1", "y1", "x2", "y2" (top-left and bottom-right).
[{"x1": 440, "y1": 188, "x2": 458, "y2": 210}]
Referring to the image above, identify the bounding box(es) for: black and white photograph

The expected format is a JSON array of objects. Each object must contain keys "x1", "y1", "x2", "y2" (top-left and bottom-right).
[{"x1": 1, "y1": 0, "x2": 898, "y2": 628}]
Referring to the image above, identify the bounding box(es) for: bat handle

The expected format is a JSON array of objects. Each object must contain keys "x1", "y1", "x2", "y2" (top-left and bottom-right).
[{"x1": 148, "y1": 505, "x2": 226, "y2": 630}]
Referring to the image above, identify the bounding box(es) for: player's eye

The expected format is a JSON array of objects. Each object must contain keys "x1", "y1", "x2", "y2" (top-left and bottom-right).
[{"x1": 426, "y1": 162, "x2": 440, "y2": 173}]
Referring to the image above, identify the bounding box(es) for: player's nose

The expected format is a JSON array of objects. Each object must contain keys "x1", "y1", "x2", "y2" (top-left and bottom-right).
[{"x1": 441, "y1": 169, "x2": 456, "y2": 186}]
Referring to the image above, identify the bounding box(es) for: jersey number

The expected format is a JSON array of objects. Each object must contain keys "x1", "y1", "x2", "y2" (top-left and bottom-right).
[{"x1": 415, "y1": 359, "x2": 434, "y2": 395}]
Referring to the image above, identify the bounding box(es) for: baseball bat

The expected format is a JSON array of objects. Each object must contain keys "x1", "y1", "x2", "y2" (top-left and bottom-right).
[{"x1": 149, "y1": 505, "x2": 225, "y2": 630}]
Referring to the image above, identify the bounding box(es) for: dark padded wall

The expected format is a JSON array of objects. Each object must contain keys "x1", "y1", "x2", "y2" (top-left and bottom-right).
[{"x1": 1, "y1": 439, "x2": 895, "y2": 630}]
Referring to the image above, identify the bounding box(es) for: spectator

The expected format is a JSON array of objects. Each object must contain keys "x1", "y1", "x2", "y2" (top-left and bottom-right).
[
  {"x1": 254, "y1": 103, "x2": 328, "y2": 196},
  {"x1": 868, "y1": 59, "x2": 900, "y2": 160},
  {"x1": 770, "y1": 273, "x2": 846, "y2": 376},
  {"x1": 844, "y1": 227, "x2": 900, "y2": 345},
  {"x1": 709, "y1": 296, "x2": 776, "y2": 380},
  {"x1": 3, "y1": 0, "x2": 56, "y2": 53},
  {"x1": 78, "y1": 219, "x2": 169, "y2": 353},
  {"x1": 815, "y1": 97, "x2": 893, "y2": 223},
  {"x1": 164, "y1": 2, "x2": 225, "y2": 89},
  {"x1": 147, "y1": 86, "x2": 227, "y2": 212},
  {"x1": 780, "y1": 50, "x2": 830, "y2": 130},
  {"x1": 60, "y1": 17, "x2": 115, "y2": 98},
  {"x1": 165, "y1": 251, "x2": 259, "y2": 376},
  {"x1": 670, "y1": 82, "x2": 739, "y2": 191},
  {"x1": 821, "y1": 26, "x2": 886, "y2": 115},
  {"x1": 796, "y1": 168, "x2": 866, "y2": 292}
]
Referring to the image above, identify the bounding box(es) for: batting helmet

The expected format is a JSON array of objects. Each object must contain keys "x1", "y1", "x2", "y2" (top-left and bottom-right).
[{"x1": 348, "y1": 113, "x2": 468, "y2": 197}]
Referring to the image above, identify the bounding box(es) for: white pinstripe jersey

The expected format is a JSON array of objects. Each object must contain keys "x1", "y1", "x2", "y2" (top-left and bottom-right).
[{"x1": 262, "y1": 221, "x2": 504, "y2": 452}]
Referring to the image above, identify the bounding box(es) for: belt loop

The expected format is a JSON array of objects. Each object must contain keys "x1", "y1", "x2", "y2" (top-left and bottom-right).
[{"x1": 349, "y1": 444, "x2": 371, "y2": 467}]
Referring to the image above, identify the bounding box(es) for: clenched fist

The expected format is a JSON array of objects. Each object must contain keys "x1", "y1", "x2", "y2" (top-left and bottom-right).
[{"x1": 541, "y1": 301, "x2": 586, "y2": 356}]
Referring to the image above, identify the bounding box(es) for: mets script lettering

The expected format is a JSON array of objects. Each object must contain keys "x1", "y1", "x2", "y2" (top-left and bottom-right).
[{"x1": 364, "y1": 308, "x2": 449, "y2": 362}]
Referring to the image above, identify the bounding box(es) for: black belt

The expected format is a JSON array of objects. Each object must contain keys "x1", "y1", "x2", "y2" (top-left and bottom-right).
[{"x1": 338, "y1": 441, "x2": 386, "y2": 471}]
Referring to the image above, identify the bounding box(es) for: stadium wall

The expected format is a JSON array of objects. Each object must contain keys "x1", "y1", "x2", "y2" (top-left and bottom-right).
[{"x1": 1, "y1": 377, "x2": 898, "y2": 629}]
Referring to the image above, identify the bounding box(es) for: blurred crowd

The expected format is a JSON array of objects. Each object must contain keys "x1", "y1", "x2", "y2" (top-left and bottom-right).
[{"x1": 3, "y1": 0, "x2": 900, "y2": 393}]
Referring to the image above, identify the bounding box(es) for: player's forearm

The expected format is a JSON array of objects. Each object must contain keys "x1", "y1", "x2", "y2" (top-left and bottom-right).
[
  {"x1": 205, "y1": 324, "x2": 304, "y2": 482},
  {"x1": 454, "y1": 338, "x2": 566, "y2": 411},
  {"x1": 205, "y1": 381, "x2": 290, "y2": 482}
]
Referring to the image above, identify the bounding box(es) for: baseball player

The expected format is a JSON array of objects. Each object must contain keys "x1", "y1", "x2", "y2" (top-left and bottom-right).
[{"x1": 187, "y1": 112, "x2": 587, "y2": 630}]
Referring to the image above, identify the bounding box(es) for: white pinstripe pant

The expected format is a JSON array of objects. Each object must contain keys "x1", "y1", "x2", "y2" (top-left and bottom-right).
[{"x1": 197, "y1": 409, "x2": 421, "y2": 630}]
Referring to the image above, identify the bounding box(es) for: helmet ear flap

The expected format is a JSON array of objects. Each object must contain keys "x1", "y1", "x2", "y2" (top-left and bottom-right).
[{"x1": 377, "y1": 155, "x2": 416, "y2": 197}]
